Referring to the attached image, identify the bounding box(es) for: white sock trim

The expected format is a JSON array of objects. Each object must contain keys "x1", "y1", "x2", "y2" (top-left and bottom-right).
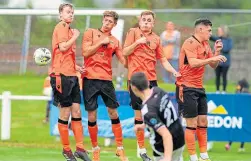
[{"x1": 200, "y1": 152, "x2": 209, "y2": 159}]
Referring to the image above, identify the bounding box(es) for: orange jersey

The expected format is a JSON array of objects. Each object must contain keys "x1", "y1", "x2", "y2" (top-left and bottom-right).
[
  {"x1": 82, "y1": 28, "x2": 124, "y2": 80},
  {"x1": 176, "y1": 36, "x2": 213, "y2": 88},
  {"x1": 124, "y1": 27, "x2": 165, "y2": 80},
  {"x1": 51, "y1": 21, "x2": 76, "y2": 76}
]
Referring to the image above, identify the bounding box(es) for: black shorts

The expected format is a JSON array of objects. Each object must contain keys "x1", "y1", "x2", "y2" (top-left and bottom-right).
[
  {"x1": 50, "y1": 74, "x2": 81, "y2": 107},
  {"x1": 83, "y1": 78, "x2": 119, "y2": 111},
  {"x1": 128, "y1": 80, "x2": 158, "y2": 110},
  {"x1": 176, "y1": 86, "x2": 208, "y2": 118}
]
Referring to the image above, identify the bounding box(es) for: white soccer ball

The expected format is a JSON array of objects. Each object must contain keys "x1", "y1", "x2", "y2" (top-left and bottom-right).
[{"x1": 33, "y1": 48, "x2": 52, "y2": 66}]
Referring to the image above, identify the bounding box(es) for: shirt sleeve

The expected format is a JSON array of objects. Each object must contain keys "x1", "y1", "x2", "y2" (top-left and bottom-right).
[
  {"x1": 82, "y1": 29, "x2": 93, "y2": 55},
  {"x1": 183, "y1": 40, "x2": 197, "y2": 58},
  {"x1": 156, "y1": 38, "x2": 165, "y2": 59},
  {"x1": 123, "y1": 28, "x2": 135, "y2": 48},
  {"x1": 207, "y1": 44, "x2": 214, "y2": 58},
  {"x1": 143, "y1": 105, "x2": 165, "y2": 131},
  {"x1": 57, "y1": 22, "x2": 69, "y2": 43}
]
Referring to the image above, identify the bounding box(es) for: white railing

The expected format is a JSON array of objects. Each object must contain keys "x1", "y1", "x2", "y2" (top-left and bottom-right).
[
  {"x1": 0, "y1": 91, "x2": 142, "y2": 158},
  {"x1": 0, "y1": 91, "x2": 51, "y2": 140},
  {"x1": 0, "y1": 9, "x2": 145, "y2": 16}
]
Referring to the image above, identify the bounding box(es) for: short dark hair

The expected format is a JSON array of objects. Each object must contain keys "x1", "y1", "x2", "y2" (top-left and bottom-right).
[
  {"x1": 103, "y1": 10, "x2": 119, "y2": 23},
  {"x1": 194, "y1": 18, "x2": 212, "y2": 27},
  {"x1": 130, "y1": 72, "x2": 148, "y2": 91},
  {"x1": 140, "y1": 10, "x2": 155, "y2": 19}
]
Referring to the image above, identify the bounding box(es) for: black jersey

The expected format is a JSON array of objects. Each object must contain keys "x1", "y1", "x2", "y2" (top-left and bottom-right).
[{"x1": 141, "y1": 87, "x2": 185, "y2": 156}]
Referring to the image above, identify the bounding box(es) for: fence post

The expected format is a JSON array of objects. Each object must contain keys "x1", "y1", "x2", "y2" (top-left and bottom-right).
[{"x1": 1, "y1": 91, "x2": 11, "y2": 140}]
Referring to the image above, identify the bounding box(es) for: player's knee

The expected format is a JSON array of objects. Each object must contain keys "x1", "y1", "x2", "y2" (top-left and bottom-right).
[
  {"x1": 71, "y1": 109, "x2": 81, "y2": 118},
  {"x1": 134, "y1": 110, "x2": 142, "y2": 118},
  {"x1": 107, "y1": 108, "x2": 118, "y2": 119},
  {"x1": 88, "y1": 110, "x2": 97, "y2": 122},
  {"x1": 198, "y1": 116, "x2": 208, "y2": 126},
  {"x1": 185, "y1": 117, "x2": 198, "y2": 128},
  {"x1": 59, "y1": 108, "x2": 71, "y2": 121}
]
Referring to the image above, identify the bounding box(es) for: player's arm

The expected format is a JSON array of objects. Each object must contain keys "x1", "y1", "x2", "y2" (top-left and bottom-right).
[
  {"x1": 58, "y1": 24, "x2": 79, "y2": 52},
  {"x1": 209, "y1": 40, "x2": 224, "y2": 69},
  {"x1": 123, "y1": 29, "x2": 147, "y2": 56},
  {"x1": 185, "y1": 42, "x2": 226, "y2": 68},
  {"x1": 157, "y1": 39, "x2": 181, "y2": 77},
  {"x1": 115, "y1": 45, "x2": 128, "y2": 68},
  {"x1": 160, "y1": 58, "x2": 180, "y2": 77},
  {"x1": 75, "y1": 65, "x2": 86, "y2": 74},
  {"x1": 157, "y1": 126, "x2": 173, "y2": 161},
  {"x1": 82, "y1": 29, "x2": 109, "y2": 58},
  {"x1": 144, "y1": 112, "x2": 173, "y2": 161}
]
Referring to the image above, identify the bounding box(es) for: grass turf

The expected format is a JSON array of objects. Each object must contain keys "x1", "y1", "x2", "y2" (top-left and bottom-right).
[{"x1": 0, "y1": 74, "x2": 250, "y2": 161}]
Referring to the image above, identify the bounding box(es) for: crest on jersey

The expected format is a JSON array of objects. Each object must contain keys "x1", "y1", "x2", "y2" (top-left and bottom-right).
[{"x1": 149, "y1": 118, "x2": 157, "y2": 125}]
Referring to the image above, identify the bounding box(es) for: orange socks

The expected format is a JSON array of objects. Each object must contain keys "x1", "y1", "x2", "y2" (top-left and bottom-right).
[
  {"x1": 111, "y1": 118, "x2": 123, "y2": 147},
  {"x1": 58, "y1": 119, "x2": 71, "y2": 151},
  {"x1": 196, "y1": 126, "x2": 208, "y2": 153},
  {"x1": 185, "y1": 127, "x2": 196, "y2": 155},
  {"x1": 135, "y1": 118, "x2": 145, "y2": 149},
  {"x1": 88, "y1": 121, "x2": 98, "y2": 147},
  {"x1": 71, "y1": 118, "x2": 84, "y2": 151}
]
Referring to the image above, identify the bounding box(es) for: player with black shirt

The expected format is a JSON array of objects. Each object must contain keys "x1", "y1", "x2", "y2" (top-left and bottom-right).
[{"x1": 130, "y1": 72, "x2": 185, "y2": 161}]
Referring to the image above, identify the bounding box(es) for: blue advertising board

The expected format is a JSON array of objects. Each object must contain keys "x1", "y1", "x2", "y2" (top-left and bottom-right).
[{"x1": 50, "y1": 91, "x2": 251, "y2": 142}]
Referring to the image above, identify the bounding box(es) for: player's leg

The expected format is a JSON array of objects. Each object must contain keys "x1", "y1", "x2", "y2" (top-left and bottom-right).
[
  {"x1": 197, "y1": 93, "x2": 210, "y2": 161},
  {"x1": 70, "y1": 77, "x2": 91, "y2": 161},
  {"x1": 238, "y1": 142, "x2": 245, "y2": 152},
  {"x1": 43, "y1": 100, "x2": 51, "y2": 123},
  {"x1": 50, "y1": 75, "x2": 77, "y2": 161},
  {"x1": 152, "y1": 151, "x2": 162, "y2": 161},
  {"x1": 129, "y1": 81, "x2": 152, "y2": 161},
  {"x1": 101, "y1": 80, "x2": 128, "y2": 161},
  {"x1": 82, "y1": 78, "x2": 100, "y2": 161},
  {"x1": 172, "y1": 146, "x2": 185, "y2": 161},
  {"x1": 176, "y1": 87, "x2": 199, "y2": 161}
]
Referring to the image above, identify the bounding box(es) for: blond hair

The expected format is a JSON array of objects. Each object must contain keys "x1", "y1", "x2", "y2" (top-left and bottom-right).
[
  {"x1": 103, "y1": 11, "x2": 119, "y2": 23},
  {"x1": 58, "y1": 3, "x2": 73, "y2": 13},
  {"x1": 220, "y1": 25, "x2": 230, "y2": 37}
]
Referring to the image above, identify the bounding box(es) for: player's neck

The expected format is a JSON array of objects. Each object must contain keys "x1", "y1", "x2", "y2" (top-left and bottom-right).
[
  {"x1": 141, "y1": 88, "x2": 153, "y2": 103},
  {"x1": 142, "y1": 30, "x2": 152, "y2": 35},
  {"x1": 60, "y1": 19, "x2": 71, "y2": 24},
  {"x1": 193, "y1": 34, "x2": 204, "y2": 43},
  {"x1": 100, "y1": 27, "x2": 111, "y2": 35}
]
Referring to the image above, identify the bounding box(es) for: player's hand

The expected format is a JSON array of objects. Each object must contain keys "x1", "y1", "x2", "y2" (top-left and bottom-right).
[
  {"x1": 173, "y1": 72, "x2": 181, "y2": 77},
  {"x1": 212, "y1": 55, "x2": 227, "y2": 63},
  {"x1": 134, "y1": 124, "x2": 145, "y2": 132},
  {"x1": 136, "y1": 37, "x2": 147, "y2": 45},
  {"x1": 72, "y1": 29, "x2": 80, "y2": 38},
  {"x1": 214, "y1": 39, "x2": 223, "y2": 52},
  {"x1": 76, "y1": 65, "x2": 86, "y2": 74},
  {"x1": 78, "y1": 66, "x2": 86, "y2": 74},
  {"x1": 101, "y1": 37, "x2": 110, "y2": 45}
]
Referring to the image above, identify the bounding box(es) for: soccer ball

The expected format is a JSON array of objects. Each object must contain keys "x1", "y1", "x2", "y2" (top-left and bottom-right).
[{"x1": 33, "y1": 48, "x2": 52, "y2": 66}]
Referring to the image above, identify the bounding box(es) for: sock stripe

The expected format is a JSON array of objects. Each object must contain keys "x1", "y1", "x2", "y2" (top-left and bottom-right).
[
  {"x1": 88, "y1": 121, "x2": 97, "y2": 127},
  {"x1": 58, "y1": 118, "x2": 68, "y2": 125},
  {"x1": 197, "y1": 126, "x2": 207, "y2": 129},
  {"x1": 72, "y1": 117, "x2": 81, "y2": 121},
  {"x1": 135, "y1": 120, "x2": 143, "y2": 125},
  {"x1": 111, "y1": 118, "x2": 120, "y2": 124},
  {"x1": 186, "y1": 127, "x2": 196, "y2": 130}
]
